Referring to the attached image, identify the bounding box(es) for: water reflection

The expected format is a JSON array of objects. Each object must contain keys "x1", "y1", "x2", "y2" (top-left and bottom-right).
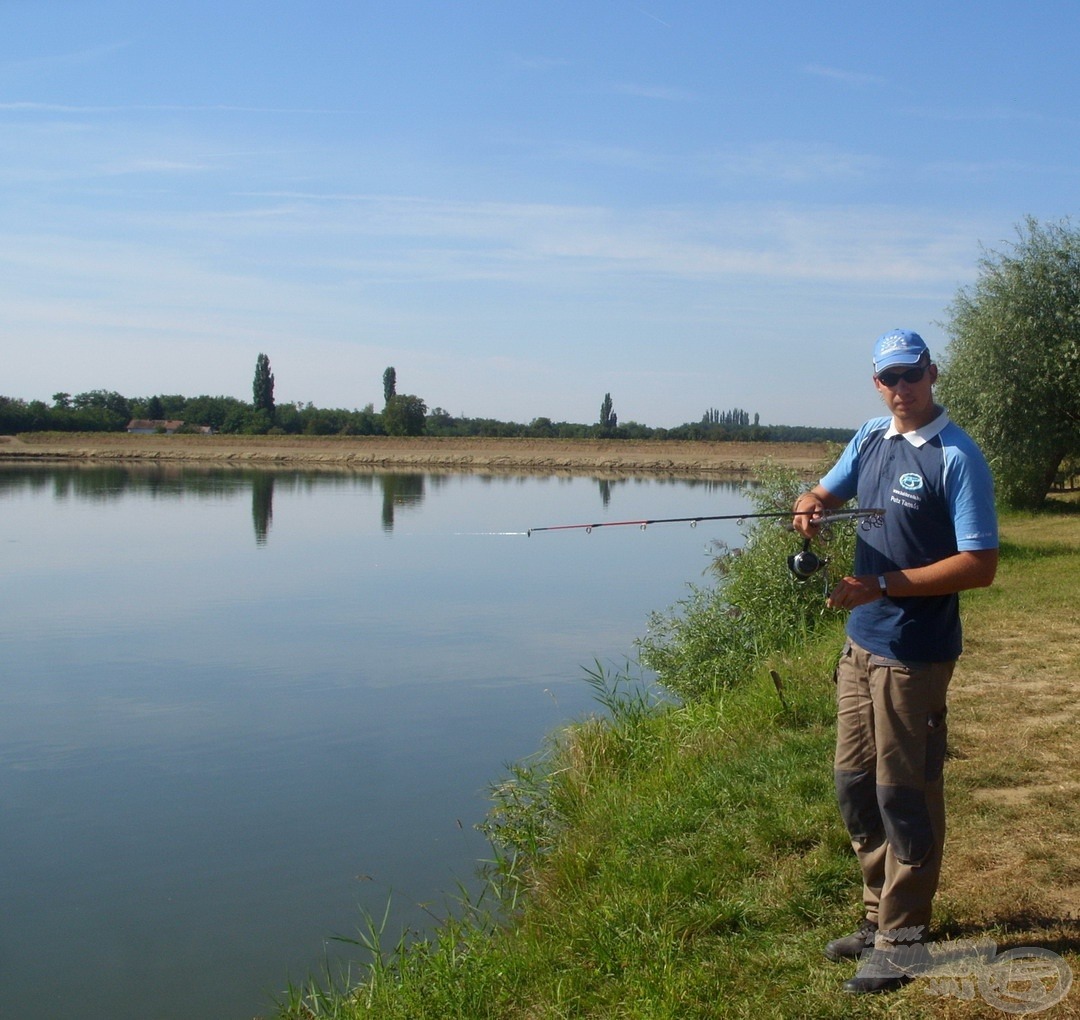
[
  {"x1": 599, "y1": 478, "x2": 612, "y2": 507},
  {"x1": 1, "y1": 465, "x2": 752, "y2": 549},
  {"x1": 251, "y1": 473, "x2": 274, "y2": 545},
  {"x1": 0, "y1": 464, "x2": 755, "y2": 1020},
  {"x1": 379, "y1": 472, "x2": 426, "y2": 532}
]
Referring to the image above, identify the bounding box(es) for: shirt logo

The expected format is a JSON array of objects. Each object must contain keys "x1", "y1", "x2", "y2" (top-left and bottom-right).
[{"x1": 899, "y1": 472, "x2": 924, "y2": 492}]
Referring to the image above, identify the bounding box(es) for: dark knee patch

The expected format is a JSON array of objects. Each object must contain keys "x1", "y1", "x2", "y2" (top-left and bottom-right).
[
  {"x1": 878, "y1": 784, "x2": 933, "y2": 865},
  {"x1": 835, "y1": 769, "x2": 883, "y2": 842}
]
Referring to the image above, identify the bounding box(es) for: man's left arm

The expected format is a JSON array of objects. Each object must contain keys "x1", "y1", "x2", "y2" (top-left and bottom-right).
[
  {"x1": 873, "y1": 549, "x2": 998, "y2": 597},
  {"x1": 826, "y1": 549, "x2": 998, "y2": 610}
]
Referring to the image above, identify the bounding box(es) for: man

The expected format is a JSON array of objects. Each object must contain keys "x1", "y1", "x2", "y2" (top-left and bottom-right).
[{"x1": 792, "y1": 329, "x2": 998, "y2": 995}]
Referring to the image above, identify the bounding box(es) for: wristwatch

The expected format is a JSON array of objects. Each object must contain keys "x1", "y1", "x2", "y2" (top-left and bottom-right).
[{"x1": 877, "y1": 574, "x2": 888, "y2": 596}]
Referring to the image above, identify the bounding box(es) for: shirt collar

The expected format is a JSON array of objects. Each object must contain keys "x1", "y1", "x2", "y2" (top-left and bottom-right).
[{"x1": 885, "y1": 408, "x2": 949, "y2": 448}]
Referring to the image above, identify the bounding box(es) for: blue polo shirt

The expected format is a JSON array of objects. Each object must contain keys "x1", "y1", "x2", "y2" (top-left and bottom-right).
[{"x1": 819, "y1": 410, "x2": 998, "y2": 662}]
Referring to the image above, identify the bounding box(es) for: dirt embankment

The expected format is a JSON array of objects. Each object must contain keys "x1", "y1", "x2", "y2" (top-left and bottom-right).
[{"x1": 0, "y1": 434, "x2": 833, "y2": 478}]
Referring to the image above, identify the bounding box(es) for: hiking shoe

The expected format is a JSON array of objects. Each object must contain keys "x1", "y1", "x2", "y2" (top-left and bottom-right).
[
  {"x1": 842, "y1": 945, "x2": 925, "y2": 994},
  {"x1": 824, "y1": 919, "x2": 878, "y2": 962}
]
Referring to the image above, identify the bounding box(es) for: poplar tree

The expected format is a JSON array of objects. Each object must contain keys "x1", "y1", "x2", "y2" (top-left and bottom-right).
[
  {"x1": 599, "y1": 392, "x2": 617, "y2": 434},
  {"x1": 253, "y1": 353, "x2": 275, "y2": 418}
]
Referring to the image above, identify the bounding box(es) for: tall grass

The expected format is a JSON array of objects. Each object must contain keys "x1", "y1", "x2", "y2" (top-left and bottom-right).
[{"x1": 272, "y1": 646, "x2": 860, "y2": 1020}]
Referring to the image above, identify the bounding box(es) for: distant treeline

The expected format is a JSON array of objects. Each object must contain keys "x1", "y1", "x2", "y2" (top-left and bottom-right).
[{"x1": 0, "y1": 390, "x2": 854, "y2": 444}]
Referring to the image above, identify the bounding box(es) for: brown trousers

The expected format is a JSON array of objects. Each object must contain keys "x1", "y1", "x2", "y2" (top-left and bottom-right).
[{"x1": 833, "y1": 639, "x2": 954, "y2": 942}]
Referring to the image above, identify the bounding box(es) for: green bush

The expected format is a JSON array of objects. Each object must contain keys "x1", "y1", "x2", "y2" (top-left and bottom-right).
[{"x1": 637, "y1": 467, "x2": 857, "y2": 700}]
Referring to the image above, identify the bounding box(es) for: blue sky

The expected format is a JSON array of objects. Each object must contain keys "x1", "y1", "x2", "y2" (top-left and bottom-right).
[{"x1": 2, "y1": 1, "x2": 1078, "y2": 428}]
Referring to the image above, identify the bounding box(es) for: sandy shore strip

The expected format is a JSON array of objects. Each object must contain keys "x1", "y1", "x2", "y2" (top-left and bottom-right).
[{"x1": 0, "y1": 434, "x2": 832, "y2": 478}]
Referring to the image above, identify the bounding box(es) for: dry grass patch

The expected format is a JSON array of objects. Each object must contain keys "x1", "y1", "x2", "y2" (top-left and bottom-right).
[
  {"x1": 1, "y1": 432, "x2": 831, "y2": 476},
  {"x1": 927, "y1": 498, "x2": 1080, "y2": 1015}
]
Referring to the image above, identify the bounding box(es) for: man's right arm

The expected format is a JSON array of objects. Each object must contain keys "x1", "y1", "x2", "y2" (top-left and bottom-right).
[{"x1": 791, "y1": 423, "x2": 868, "y2": 537}]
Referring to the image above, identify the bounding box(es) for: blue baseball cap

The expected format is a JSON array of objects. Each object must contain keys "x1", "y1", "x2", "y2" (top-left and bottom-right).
[{"x1": 873, "y1": 329, "x2": 929, "y2": 373}]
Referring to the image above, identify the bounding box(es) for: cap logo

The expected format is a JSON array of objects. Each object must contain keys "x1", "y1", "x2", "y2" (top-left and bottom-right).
[{"x1": 879, "y1": 333, "x2": 915, "y2": 355}]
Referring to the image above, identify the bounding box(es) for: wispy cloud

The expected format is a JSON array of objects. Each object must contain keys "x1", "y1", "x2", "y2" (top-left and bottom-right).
[
  {"x1": 538, "y1": 138, "x2": 877, "y2": 184},
  {"x1": 506, "y1": 53, "x2": 572, "y2": 72},
  {"x1": 801, "y1": 63, "x2": 886, "y2": 87},
  {"x1": 0, "y1": 184, "x2": 981, "y2": 308},
  {"x1": 633, "y1": 7, "x2": 672, "y2": 28},
  {"x1": 0, "y1": 41, "x2": 131, "y2": 75},
  {"x1": 0, "y1": 101, "x2": 339, "y2": 116},
  {"x1": 116, "y1": 190, "x2": 978, "y2": 288},
  {"x1": 99, "y1": 157, "x2": 212, "y2": 175},
  {"x1": 542, "y1": 139, "x2": 670, "y2": 174},
  {"x1": 698, "y1": 141, "x2": 882, "y2": 184},
  {"x1": 608, "y1": 81, "x2": 697, "y2": 102},
  {"x1": 0, "y1": 191, "x2": 982, "y2": 423},
  {"x1": 900, "y1": 102, "x2": 1073, "y2": 127}
]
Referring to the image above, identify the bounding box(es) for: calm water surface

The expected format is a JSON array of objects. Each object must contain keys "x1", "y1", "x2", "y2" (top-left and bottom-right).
[{"x1": 0, "y1": 466, "x2": 754, "y2": 1020}]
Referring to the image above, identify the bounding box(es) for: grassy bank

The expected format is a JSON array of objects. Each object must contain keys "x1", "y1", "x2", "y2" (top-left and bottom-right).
[{"x1": 271, "y1": 498, "x2": 1080, "y2": 1020}]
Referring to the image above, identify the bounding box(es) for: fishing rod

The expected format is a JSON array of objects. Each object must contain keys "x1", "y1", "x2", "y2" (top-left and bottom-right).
[
  {"x1": 457, "y1": 508, "x2": 878, "y2": 540},
  {"x1": 527, "y1": 507, "x2": 886, "y2": 584},
  {"x1": 526, "y1": 507, "x2": 885, "y2": 538}
]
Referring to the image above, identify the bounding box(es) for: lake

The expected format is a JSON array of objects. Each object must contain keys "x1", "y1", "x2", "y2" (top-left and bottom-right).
[{"x1": 0, "y1": 465, "x2": 755, "y2": 1019}]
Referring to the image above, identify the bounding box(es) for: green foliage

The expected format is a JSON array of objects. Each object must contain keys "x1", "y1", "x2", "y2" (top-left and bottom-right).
[
  {"x1": 382, "y1": 393, "x2": 427, "y2": 436},
  {"x1": 177, "y1": 394, "x2": 247, "y2": 430},
  {"x1": 636, "y1": 467, "x2": 855, "y2": 701},
  {"x1": 702, "y1": 406, "x2": 752, "y2": 427},
  {"x1": 222, "y1": 406, "x2": 274, "y2": 434},
  {"x1": 1, "y1": 384, "x2": 855, "y2": 443},
  {"x1": 382, "y1": 366, "x2": 397, "y2": 405},
  {"x1": 664, "y1": 420, "x2": 852, "y2": 443},
  {"x1": 598, "y1": 392, "x2": 617, "y2": 435},
  {"x1": 253, "y1": 352, "x2": 276, "y2": 417},
  {"x1": 71, "y1": 389, "x2": 131, "y2": 417},
  {"x1": 940, "y1": 216, "x2": 1080, "y2": 509},
  {"x1": 526, "y1": 416, "x2": 555, "y2": 438},
  {"x1": 0, "y1": 393, "x2": 131, "y2": 432}
]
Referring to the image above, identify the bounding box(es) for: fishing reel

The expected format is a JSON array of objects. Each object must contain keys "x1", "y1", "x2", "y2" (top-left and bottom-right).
[{"x1": 787, "y1": 538, "x2": 827, "y2": 581}]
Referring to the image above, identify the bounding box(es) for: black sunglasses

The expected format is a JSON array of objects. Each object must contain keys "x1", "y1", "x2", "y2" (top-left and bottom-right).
[{"x1": 876, "y1": 364, "x2": 928, "y2": 388}]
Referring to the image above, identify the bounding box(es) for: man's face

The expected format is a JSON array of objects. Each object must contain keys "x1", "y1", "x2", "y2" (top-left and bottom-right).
[{"x1": 873, "y1": 357, "x2": 938, "y2": 426}]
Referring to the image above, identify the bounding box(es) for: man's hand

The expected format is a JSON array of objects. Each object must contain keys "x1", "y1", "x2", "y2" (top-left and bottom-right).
[
  {"x1": 792, "y1": 490, "x2": 830, "y2": 538},
  {"x1": 826, "y1": 574, "x2": 883, "y2": 611},
  {"x1": 826, "y1": 549, "x2": 998, "y2": 610}
]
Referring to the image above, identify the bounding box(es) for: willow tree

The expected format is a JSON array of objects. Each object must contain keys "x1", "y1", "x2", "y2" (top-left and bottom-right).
[{"x1": 939, "y1": 217, "x2": 1080, "y2": 508}]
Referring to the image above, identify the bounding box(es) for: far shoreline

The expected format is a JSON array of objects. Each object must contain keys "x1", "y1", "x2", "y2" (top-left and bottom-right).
[{"x1": 0, "y1": 433, "x2": 834, "y2": 479}]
